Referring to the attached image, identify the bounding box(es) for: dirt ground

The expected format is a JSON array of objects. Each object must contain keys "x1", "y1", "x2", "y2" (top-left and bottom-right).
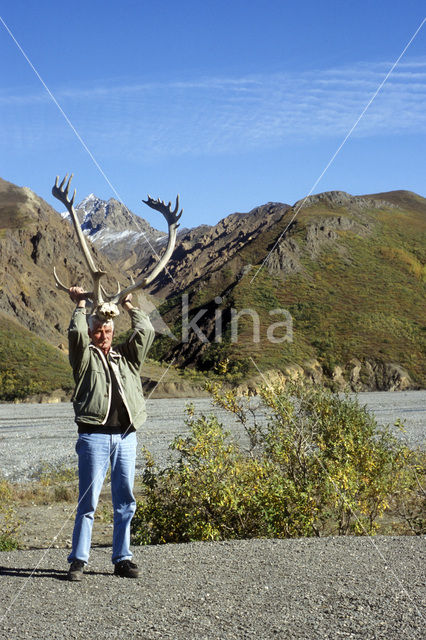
[{"x1": 15, "y1": 490, "x2": 115, "y2": 551}]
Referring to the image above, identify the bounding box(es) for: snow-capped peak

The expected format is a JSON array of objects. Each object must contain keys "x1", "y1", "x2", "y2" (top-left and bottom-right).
[
  {"x1": 59, "y1": 193, "x2": 166, "y2": 262},
  {"x1": 60, "y1": 193, "x2": 101, "y2": 219},
  {"x1": 78, "y1": 193, "x2": 97, "y2": 208}
]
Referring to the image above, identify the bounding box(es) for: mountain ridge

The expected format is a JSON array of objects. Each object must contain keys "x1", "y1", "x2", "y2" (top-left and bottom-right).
[
  {"x1": 147, "y1": 189, "x2": 425, "y2": 389},
  {"x1": 0, "y1": 176, "x2": 424, "y2": 395}
]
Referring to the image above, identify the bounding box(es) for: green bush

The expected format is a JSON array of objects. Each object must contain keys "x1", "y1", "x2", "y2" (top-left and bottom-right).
[{"x1": 131, "y1": 382, "x2": 425, "y2": 544}]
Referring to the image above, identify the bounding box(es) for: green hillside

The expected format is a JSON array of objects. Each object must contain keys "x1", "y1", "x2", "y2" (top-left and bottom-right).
[
  {"x1": 153, "y1": 192, "x2": 426, "y2": 387},
  {"x1": 233, "y1": 200, "x2": 424, "y2": 379},
  {"x1": 0, "y1": 313, "x2": 74, "y2": 400}
]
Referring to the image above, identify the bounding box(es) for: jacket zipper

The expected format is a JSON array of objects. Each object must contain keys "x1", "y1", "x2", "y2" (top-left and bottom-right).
[{"x1": 109, "y1": 355, "x2": 134, "y2": 426}]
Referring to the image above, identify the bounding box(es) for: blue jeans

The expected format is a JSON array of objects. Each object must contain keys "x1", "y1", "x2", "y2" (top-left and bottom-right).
[{"x1": 68, "y1": 431, "x2": 137, "y2": 565}]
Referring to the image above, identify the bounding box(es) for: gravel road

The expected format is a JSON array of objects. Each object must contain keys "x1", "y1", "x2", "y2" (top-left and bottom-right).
[
  {"x1": 0, "y1": 391, "x2": 424, "y2": 482},
  {"x1": 0, "y1": 537, "x2": 424, "y2": 639}
]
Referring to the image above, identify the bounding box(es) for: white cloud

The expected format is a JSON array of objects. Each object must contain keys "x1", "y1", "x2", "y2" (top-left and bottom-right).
[{"x1": 1, "y1": 58, "x2": 425, "y2": 157}]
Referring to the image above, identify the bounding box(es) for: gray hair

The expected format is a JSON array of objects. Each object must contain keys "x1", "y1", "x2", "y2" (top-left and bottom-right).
[{"x1": 88, "y1": 314, "x2": 114, "y2": 332}]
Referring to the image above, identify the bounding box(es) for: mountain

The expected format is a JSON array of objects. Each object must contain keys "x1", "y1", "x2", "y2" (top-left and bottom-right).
[
  {"x1": 0, "y1": 177, "x2": 425, "y2": 394},
  {"x1": 61, "y1": 194, "x2": 166, "y2": 269},
  {"x1": 149, "y1": 190, "x2": 426, "y2": 390},
  {"x1": 0, "y1": 310, "x2": 73, "y2": 401},
  {"x1": 0, "y1": 177, "x2": 132, "y2": 345},
  {"x1": 130, "y1": 201, "x2": 289, "y2": 297},
  {"x1": 64, "y1": 194, "x2": 288, "y2": 298}
]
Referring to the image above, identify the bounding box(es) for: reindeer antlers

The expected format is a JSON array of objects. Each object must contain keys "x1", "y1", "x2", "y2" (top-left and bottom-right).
[
  {"x1": 142, "y1": 195, "x2": 182, "y2": 225},
  {"x1": 52, "y1": 174, "x2": 108, "y2": 315},
  {"x1": 138, "y1": 195, "x2": 182, "y2": 287},
  {"x1": 52, "y1": 174, "x2": 182, "y2": 320}
]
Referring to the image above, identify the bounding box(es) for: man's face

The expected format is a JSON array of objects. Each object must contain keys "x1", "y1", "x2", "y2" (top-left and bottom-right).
[{"x1": 88, "y1": 323, "x2": 114, "y2": 355}]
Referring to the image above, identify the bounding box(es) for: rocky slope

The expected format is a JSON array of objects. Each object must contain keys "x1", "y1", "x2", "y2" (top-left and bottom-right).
[
  {"x1": 148, "y1": 190, "x2": 426, "y2": 390},
  {"x1": 131, "y1": 201, "x2": 290, "y2": 297},
  {"x1": 0, "y1": 178, "x2": 132, "y2": 345}
]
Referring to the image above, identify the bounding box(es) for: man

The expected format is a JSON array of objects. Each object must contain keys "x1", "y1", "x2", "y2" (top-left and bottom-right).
[{"x1": 66, "y1": 286, "x2": 154, "y2": 581}]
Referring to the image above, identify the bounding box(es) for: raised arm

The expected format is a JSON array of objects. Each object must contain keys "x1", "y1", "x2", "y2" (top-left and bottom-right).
[
  {"x1": 115, "y1": 294, "x2": 155, "y2": 370},
  {"x1": 67, "y1": 286, "x2": 90, "y2": 379}
]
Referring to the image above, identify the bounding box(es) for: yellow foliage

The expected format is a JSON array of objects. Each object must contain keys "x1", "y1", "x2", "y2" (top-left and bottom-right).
[
  {"x1": 380, "y1": 246, "x2": 425, "y2": 281},
  {"x1": 132, "y1": 382, "x2": 425, "y2": 544}
]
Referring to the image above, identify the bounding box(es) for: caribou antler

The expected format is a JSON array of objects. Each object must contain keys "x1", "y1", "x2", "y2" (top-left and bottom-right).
[
  {"x1": 53, "y1": 267, "x2": 118, "y2": 304},
  {"x1": 103, "y1": 195, "x2": 182, "y2": 306},
  {"x1": 52, "y1": 174, "x2": 110, "y2": 315},
  {"x1": 52, "y1": 174, "x2": 182, "y2": 320}
]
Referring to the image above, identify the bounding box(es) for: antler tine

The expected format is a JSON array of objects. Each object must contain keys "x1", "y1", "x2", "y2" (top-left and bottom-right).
[
  {"x1": 64, "y1": 174, "x2": 71, "y2": 196},
  {"x1": 103, "y1": 192, "x2": 182, "y2": 305},
  {"x1": 64, "y1": 176, "x2": 76, "y2": 206},
  {"x1": 53, "y1": 266, "x2": 72, "y2": 293},
  {"x1": 52, "y1": 173, "x2": 107, "y2": 315},
  {"x1": 53, "y1": 267, "x2": 94, "y2": 300},
  {"x1": 100, "y1": 279, "x2": 121, "y2": 298},
  {"x1": 172, "y1": 194, "x2": 180, "y2": 217},
  {"x1": 172, "y1": 195, "x2": 183, "y2": 223}
]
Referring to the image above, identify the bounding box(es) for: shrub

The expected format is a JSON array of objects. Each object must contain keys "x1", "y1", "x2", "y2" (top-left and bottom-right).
[
  {"x1": 131, "y1": 382, "x2": 425, "y2": 544},
  {"x1": 30, "y1": 462, "x2": 79, "y2": 503}
]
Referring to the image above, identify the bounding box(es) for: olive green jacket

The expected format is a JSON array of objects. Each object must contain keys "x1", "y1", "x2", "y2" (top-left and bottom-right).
[{"x1": 68, "y1": 307, "x2": 155, "y2": 430}]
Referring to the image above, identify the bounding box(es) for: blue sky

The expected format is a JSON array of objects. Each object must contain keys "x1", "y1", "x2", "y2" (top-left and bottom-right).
[{"x1": 0, "y1": 1, "x2": 425, "y2": 231}]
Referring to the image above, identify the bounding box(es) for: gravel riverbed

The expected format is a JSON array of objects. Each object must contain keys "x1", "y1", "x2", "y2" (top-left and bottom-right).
[{"x1": 0, "y1": 391, "x2": 424, "y2": 482}]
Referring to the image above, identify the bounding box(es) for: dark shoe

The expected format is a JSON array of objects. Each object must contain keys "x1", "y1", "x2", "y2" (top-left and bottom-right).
[
  {"x1": 114, "y1": 560, "x2": 139, "y2": 578},
  {"x1": 68, "y1": 560, "x2": 85, "y2": 581}
]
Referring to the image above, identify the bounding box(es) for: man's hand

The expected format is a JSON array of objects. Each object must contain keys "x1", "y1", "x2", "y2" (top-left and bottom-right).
[
  {"x1": 121, "y1": 293, "x2": 133, "y2": 311},
  {"x1": 69, "y1": 286, "x2": 87, "y2": 307}
]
